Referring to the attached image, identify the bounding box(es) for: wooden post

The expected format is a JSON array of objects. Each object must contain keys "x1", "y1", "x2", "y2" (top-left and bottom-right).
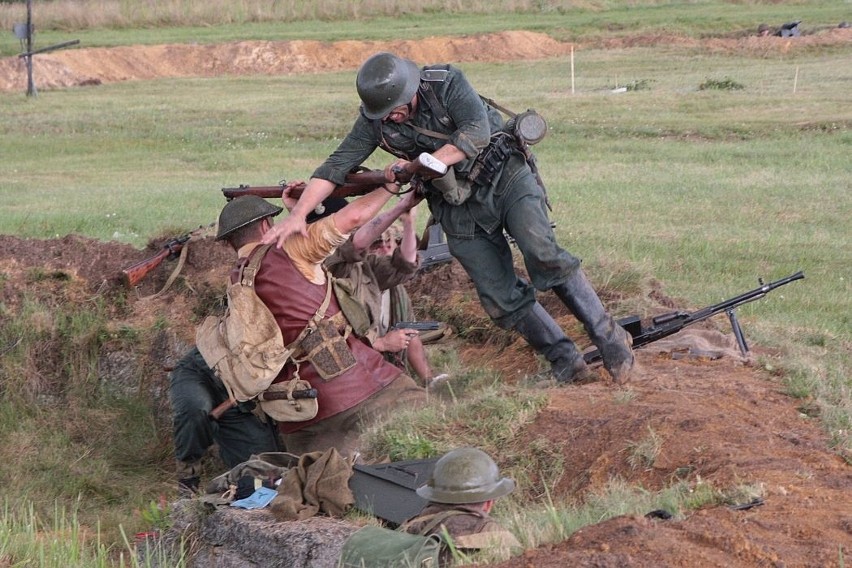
[
  {"x1": 570, "y1": 45, "x2": 575, "y2": 95},
  {"x1": 26, "y1": 0, "x2": 36, "y2": 97}
]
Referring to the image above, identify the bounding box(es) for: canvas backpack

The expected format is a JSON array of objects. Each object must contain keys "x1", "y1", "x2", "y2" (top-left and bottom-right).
[{"x1": 196, "y1": 244, "x2": 294, "y2": 402}]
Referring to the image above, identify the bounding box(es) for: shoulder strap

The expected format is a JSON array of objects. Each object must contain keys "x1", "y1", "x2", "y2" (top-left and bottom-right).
[
  {"x1": 286, "y1": 270, "x2": 336, "y2": 352},
  {"x1": 479, "y1": 95, "x2": 518, "y2": 119},
  {"x1": 238, "y1": 244, "x2": 272, "y2": 287},
  {"x1": 417, "y1": 80, "x2": 455, "y2": 131}
]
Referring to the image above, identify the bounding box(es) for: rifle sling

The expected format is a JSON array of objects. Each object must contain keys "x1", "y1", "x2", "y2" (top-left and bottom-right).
[
  {"x1": 135, "y1": 223, "x2": 216, "y2": 302},
  {"x1": 137, "y1": 243, "x2": 190, "y2": 302}
]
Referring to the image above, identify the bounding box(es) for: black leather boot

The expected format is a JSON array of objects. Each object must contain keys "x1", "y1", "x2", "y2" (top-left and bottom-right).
[
  {"x1": 513, "y1": 302, "x2": 593, "y2": 384},
  {"x1": 552, "y1": 269, "x2": 634, "y2": 384}
]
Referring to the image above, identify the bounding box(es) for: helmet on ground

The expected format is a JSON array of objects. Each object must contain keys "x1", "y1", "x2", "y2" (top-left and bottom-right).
[
  {"x1": 416, "y1": 447, "x2": 515, "y2": 504},
  {"x1": 356, "y1": 52, "x2": 421, "y2": 120},
  {"x1": 216, "y1": 195, "x2": 282, "y2": 241}
]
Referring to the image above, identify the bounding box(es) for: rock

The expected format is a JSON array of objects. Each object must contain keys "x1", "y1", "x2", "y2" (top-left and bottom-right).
[{"x1": 148, "y1": 500, "x2": 358, "y2": 568}]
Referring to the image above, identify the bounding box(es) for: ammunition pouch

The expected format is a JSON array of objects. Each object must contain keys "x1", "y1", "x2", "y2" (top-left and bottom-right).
[
  {"x1": 295, "y1": 317, "x2": 357, "y2": 381},
  {"x1": 468, "y1": 132, "x2": 515, "y2": 188},
  {"x1": 259, "y1": 378, "x2": 319, "y2": 423}
]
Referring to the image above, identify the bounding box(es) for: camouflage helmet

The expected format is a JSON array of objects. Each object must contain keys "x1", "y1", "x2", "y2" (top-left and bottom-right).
[
  {"x1": 416, "y1": 448, "x2": 515, "y2": 504},
  {"x1": 356, "y1": 52, "x2": 421, "y2": 120},
  {"x1": 215, "y1": 195, "x2": 282, "y2": 241}
]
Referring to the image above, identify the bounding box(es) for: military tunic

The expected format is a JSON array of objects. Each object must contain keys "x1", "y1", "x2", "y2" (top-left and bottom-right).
[
  {"x1": 325, "y1": 238, "x2": 419, "y2": 346},
  {"x1": 312, "y1": 64, "x2": 580, "y2": 328}
]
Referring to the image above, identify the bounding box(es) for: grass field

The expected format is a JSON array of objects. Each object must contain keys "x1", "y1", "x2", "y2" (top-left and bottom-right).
[{"x1": 0, "y1": 1, "x2": 849, "y2": 564}]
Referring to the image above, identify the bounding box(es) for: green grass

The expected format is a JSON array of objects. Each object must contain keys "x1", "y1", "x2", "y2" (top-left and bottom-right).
[
  {"x1": 0, "y1": 1, "x2": 850, "y2": 564},
  {"x1": 1, "y1": 0, "x2": 848, "y2": 56}
]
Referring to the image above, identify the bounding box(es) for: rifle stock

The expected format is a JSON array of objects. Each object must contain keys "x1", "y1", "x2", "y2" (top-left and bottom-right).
[
  {"x1": 583, "y1": 271, "x2": 805, "y2": 365},
  {"x1": 122, "y1": 235, "x2": 190, "y2": 288}
]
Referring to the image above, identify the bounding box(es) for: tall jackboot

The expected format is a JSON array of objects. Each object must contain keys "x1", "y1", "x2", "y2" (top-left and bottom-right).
[
  {"x1": 552, "y1": 269, "x2": 634, "y2": 384},
  {"x1": 513, "y1": 302, "x2": 593, "y2": 384}
]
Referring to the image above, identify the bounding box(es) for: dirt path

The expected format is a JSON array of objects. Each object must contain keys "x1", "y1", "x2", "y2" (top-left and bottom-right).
[{"x1": 0, "y1": 30, "x2": 572, "y2": 92}]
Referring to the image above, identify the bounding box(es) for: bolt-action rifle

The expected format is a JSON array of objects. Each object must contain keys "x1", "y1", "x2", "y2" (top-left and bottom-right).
[
  {"x1": 121, "y1": 224, "x2": 215, "y2": 288},
  {"x1": 221, "y1": 152, "x2": 447, "y2": 201},
  {"x1": 583, "y1": 271, "x2": 805, "y2": 364}
]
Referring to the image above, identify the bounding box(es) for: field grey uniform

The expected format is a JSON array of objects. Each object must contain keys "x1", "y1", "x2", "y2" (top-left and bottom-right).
[{"x1": 313, "y1": 57, "x2": 632, "y2": 383}]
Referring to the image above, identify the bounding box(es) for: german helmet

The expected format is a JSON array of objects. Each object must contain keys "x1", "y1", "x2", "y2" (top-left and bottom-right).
[{"x1": 356, "y1": 52, "x2": 421, "y2": 120}]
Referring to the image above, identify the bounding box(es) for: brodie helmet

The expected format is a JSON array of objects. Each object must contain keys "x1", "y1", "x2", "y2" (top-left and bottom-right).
[
  {"x1": 416, "y1": 447, "x2": 515, "y2": 504},
  {"x1": 215, "y1": 195, "x2": 282, "y2": 241},
  {"x1": 356, "y1": 52, "x2": 421, "y2": 120}
]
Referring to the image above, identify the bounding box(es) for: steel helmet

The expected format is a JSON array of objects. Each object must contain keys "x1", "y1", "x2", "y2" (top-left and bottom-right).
[
  {"x1": 416, "y1": 448, "x2": 515, "y2": 504},
  {"x1": 306, "y1": 197, "x2": 348, "y2": 224},
  {"x1": 356, "y1": 52, "x2": 421, "y2": 120},
  {"x1": 215, "y1": 195, "x2": 282, "y2": 241}
]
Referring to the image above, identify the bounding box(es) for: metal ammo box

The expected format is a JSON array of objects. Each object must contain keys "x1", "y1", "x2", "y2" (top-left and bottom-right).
[{"x1": 348, "y1": 458, "x2": 439, "y2": 527}]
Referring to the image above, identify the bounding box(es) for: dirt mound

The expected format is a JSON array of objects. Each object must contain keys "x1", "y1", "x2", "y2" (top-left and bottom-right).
[
  {"x1": 0, "y1": 30, "x2": 571, "y2": 92},
  {"x1": 2, "y1": 27, "x2": 849, "y2": 93},
  {"x1": 2, "y1": 233, "x2": 849, "y2": 566}
]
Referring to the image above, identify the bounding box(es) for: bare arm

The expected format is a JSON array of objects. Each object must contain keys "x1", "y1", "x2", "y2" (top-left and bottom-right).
[
  {"x1": 384, "y1": 144, "x2": 467, "y2": 184},
  {"x1": 431, "y1": 144, "x2": 468, "y2": 168},
  {"x1": 351, "y1": 190, "x2": 422, "y2": 252},
  {"x1": 332, "y1": 183, "x2": 398, "y2": 235},
  {"x1": 397, "y1": 202, "x2": 418, "y2": 265}
]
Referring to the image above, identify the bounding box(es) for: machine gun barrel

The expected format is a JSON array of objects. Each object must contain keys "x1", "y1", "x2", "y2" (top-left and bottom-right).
[{"x1": 583, "y1": 271, "x2": 804, "y2": 365}]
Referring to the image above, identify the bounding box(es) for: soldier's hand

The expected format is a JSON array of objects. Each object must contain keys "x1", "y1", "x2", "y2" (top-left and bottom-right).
[
  {"x1": 385, "y1": 159, "x2": 412, "y2": 184},
  {"x1": 281, "y1": 181, "x2": 305, "y2": 212},
  {"x1": 261, "y1": 214, "x2": 307, "y2": 249},
  {"x1": 374, "y1": 328, "x2": 416, "y2": 353}
]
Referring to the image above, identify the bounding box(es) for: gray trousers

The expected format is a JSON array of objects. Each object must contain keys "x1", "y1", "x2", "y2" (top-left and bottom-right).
[{"x1": 446, "y1": 159, "x2": 580, "y2": 329}]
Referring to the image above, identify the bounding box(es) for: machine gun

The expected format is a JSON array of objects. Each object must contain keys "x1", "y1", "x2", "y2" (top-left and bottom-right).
[
  {"x1": 221, "y1": 153, "x2": 447, "y2": 201},
  {"x1": 583, "y1": 271, "x2": 805, "y2": 364}
]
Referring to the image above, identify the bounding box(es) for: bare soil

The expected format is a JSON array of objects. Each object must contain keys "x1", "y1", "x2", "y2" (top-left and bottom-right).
[
  {"x1": 1, "y1": 28, "x2": 850, "y2": 92},
  {"x1": 1, "y1": 28, "x2": 850, "y2": 567}
]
